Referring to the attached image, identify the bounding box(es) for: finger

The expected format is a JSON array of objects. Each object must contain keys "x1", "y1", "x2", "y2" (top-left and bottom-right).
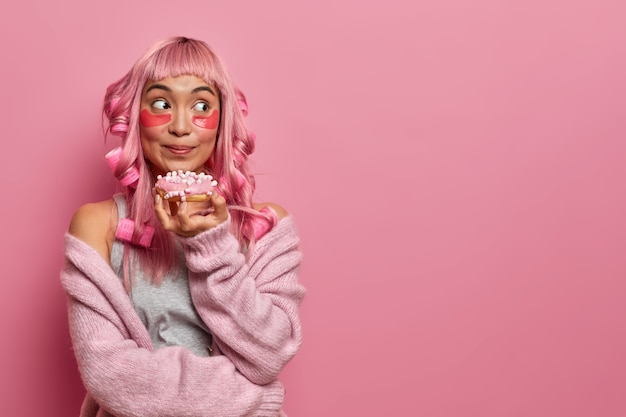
[
  {"x1": 176, "y1": 201, "x2": 197, "y2": 233},
  {"x1": 154, "y1": 194, "x2": 176, "y2": 231},
  {"x1": 153, "y1": 194, "x2": 168, "y2": 223},
  {"x1": 211, "y1": 193, "x2": 229, "y2": 222}
]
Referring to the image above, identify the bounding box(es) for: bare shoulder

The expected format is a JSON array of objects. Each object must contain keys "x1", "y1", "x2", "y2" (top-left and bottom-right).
[
  {"x1": 254, "y1": 201, "x2": 289, "y2": 220},
  {"x1": 68, "y1": 198, "x2": 117, "y2": 263}
]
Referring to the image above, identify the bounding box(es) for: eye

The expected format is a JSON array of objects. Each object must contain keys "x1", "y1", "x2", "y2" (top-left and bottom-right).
[
  {"x1": 193, "y1": 102, "x2": 210, "y2": 112},
  {"x1": 152, "y1": 99, "x2": 170, "y2": 110}
]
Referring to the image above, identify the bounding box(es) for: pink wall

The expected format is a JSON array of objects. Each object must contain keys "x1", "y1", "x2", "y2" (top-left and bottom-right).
[{"x1": 1, "y1": 0, "x2": 625, "y2": 416}]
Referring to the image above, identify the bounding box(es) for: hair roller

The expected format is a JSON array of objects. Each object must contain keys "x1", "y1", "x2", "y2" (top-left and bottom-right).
[
  {"x1": 243, "y1": 206, "x2": 278, "y2": 241},
  {"x1": 110, "y1": 122, "x2": 129, "y2": 136},
  {"x1": 105, "y1": 96, "x2": 130, "y2": 137},
  {"x1": 115, "y1": 218, "x2": 155, "y2": 247},
  {"x1": 105, "y1": 147, "x2": 140, "y2": 188},
  {"x1": 243, "y1": 220, "x2": 270, "y2": 241}
]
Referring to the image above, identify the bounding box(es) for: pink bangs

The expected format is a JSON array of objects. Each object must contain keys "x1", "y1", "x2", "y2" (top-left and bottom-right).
[{"x1": 139, "y1": 38, "x2": 226, "y2": 88}]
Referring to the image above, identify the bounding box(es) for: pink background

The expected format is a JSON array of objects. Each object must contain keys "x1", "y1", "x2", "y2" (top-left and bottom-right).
[{"x1": 1, "y1": 0, "x2": 625, "y2": 416}]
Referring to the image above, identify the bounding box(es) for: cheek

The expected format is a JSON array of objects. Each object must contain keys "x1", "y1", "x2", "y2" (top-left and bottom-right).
[
  {"x1": 192, "y1": 110, "x2": 220, "y2": 129},
  {"x1": 140, "y1": 109, "x2": 171, "y2": 127}
]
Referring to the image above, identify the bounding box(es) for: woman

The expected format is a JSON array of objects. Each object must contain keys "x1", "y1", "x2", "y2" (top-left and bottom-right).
[{"x1": 61, "y1": 36, "x2": 305, "y2": 417}]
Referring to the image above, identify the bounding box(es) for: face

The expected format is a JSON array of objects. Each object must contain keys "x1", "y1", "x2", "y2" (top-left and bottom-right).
[{"x1": 139, "y1": 75, "x2": 220, "y2": 177}]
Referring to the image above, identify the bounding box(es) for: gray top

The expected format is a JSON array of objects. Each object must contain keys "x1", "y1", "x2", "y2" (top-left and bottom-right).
[{"x1": 111, "y1": 194, "x2": 213, "y2": 357}]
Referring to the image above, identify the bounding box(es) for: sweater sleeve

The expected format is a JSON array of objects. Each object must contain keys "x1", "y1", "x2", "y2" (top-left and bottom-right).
[
  {"x1": 181, "y1": 216, "x2": 306, "y2": 385},
  {"x1": 61, "y1": 235, "x2": 284, "y2": 417}
]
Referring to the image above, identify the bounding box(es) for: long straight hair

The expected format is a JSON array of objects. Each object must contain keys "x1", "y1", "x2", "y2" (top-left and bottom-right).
[{"x1": 102, "y1": 37, "x2": 275, "y2": 288}]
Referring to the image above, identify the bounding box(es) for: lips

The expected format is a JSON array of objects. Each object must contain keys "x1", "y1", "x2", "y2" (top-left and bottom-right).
[{"x1": 164, "y1": 145, "x2": 195, "y2": 155}]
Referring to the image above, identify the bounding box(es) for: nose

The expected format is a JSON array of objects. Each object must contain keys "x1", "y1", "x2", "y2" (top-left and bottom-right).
[{"x1": 168, "y1": 108, "x2": 192, "y2": 137}]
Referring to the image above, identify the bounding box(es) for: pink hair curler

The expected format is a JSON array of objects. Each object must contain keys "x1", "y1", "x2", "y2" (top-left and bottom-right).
[
  {"x1": 110, "y1": 123, "x2": 129, "y2": 136},
  {"x1": 243, "y1": 206, "x2": 278, "y2": 240},
  {"x1": 115, "y1": 218, "x2": 135, "y2": 242},
  {"x1": 115, "y1": 218, "x2": 155, "y2": 248},
  {"x1": 137, "y1": 225, "x2": 155, "y2": 247},
  {"x1": 107, "y1": 97, "x2": 130, "y2": 137},
  {"x1": 105, "y1": 147, "x2": 139, "y2": 188}
]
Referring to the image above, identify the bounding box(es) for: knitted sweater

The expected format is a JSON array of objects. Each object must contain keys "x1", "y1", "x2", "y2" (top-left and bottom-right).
[{"x1": 60, "y1": 215, "x2": 305, "y2": 417}]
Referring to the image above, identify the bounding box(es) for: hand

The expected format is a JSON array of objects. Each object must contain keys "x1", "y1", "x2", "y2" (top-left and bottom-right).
[{"x1": 154, "y1": 192, "x2": 228, "y2": 237}]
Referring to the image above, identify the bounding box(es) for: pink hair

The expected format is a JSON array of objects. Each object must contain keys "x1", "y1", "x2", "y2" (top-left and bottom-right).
[{"x1": 102, "y1": 37, "x2": 276, "y2": 287}]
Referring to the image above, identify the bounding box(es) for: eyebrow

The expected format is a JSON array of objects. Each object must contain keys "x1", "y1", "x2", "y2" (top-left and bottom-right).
[
  {"x1": 145, "y1": 84, "x2": 217, "y2": 97},
  {"x1": 192, "y1": 86, "x2": 217, "y2": 96}
]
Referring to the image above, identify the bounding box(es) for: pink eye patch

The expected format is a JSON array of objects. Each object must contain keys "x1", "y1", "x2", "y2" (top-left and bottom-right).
[
  {"x1": 140, "y1": 109, "x2": 171, "y2": 127},
  {"x1": 192, "y1": 110, "x2": 220, "y2": 129}
]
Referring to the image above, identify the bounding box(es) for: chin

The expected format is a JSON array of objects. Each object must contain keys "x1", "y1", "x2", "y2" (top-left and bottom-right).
[{"x1": 166, "y1": 164, "x2": 208, "y2": 174}]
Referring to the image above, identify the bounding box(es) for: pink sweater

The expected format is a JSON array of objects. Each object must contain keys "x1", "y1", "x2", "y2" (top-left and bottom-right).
[{"x1": 61, "y1": 216, "x2": 305, "y2": 417}]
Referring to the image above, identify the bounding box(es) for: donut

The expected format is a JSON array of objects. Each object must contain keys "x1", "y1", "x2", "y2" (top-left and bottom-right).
[{"x1": 155, "y1": 170, "x2": 218, "y2": 202}]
